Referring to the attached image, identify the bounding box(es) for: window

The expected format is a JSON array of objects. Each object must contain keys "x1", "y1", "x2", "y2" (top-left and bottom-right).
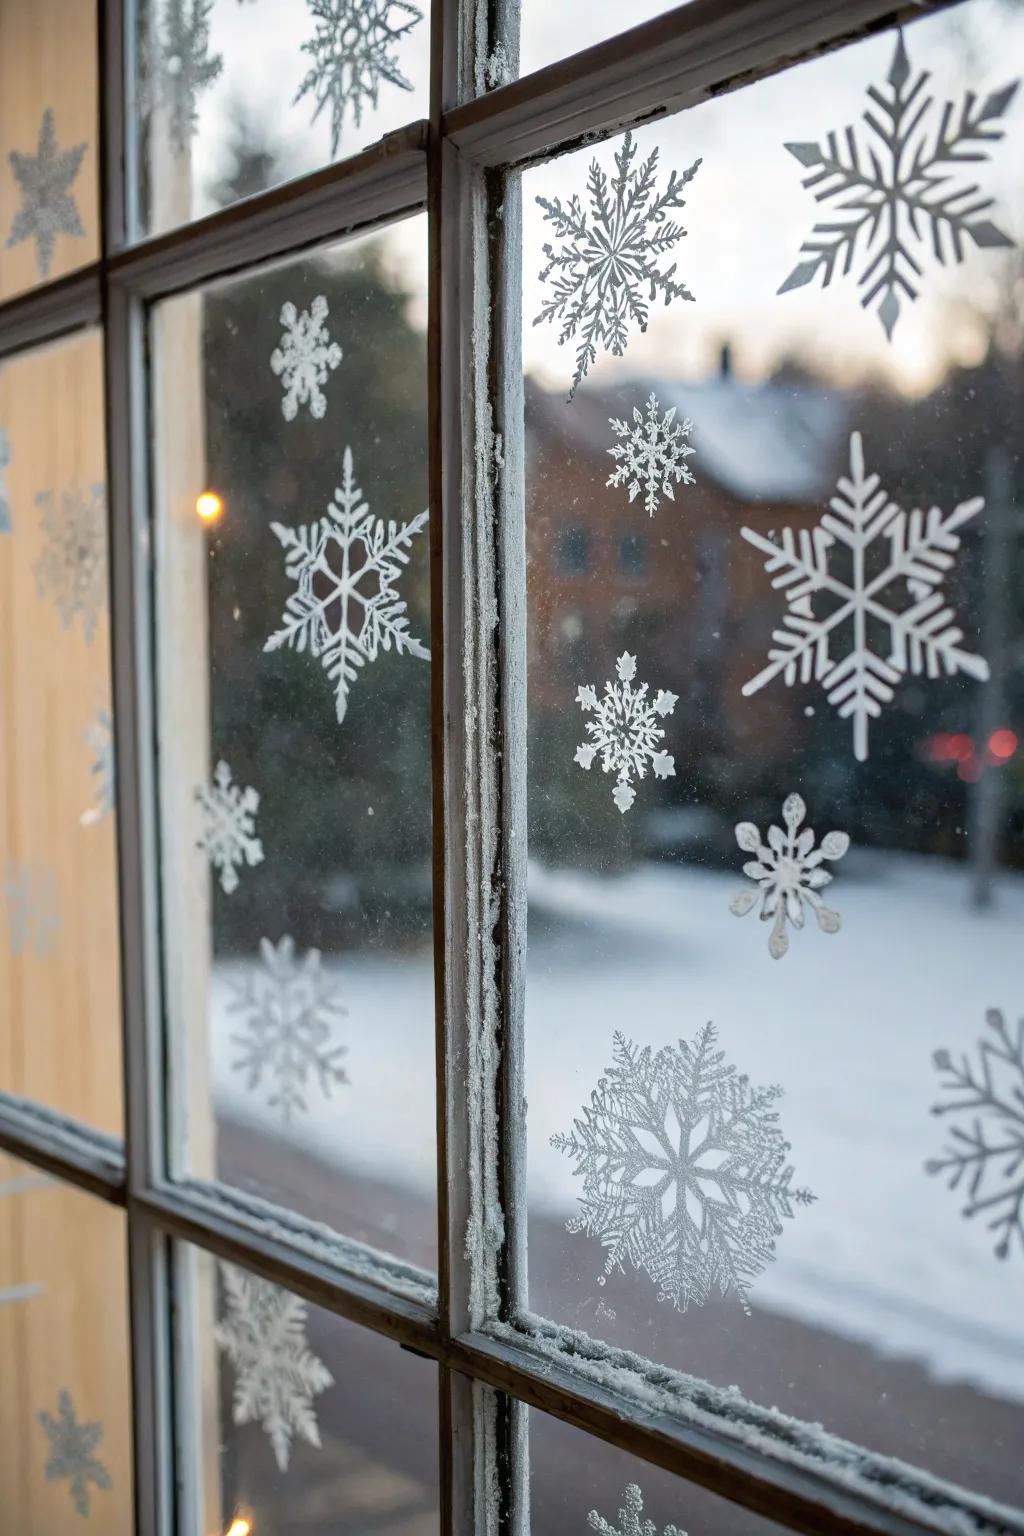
[{"x1": 0, "y1": 2, "x2": 1021, "y2": 1535}]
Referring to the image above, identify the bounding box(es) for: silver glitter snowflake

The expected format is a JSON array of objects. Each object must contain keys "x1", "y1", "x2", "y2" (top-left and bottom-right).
[
  {"x1": 574, "y1": 651, "x2": 677, "y2": 814},
  {"x1": 37, "y1": 1390, "x2": 111, "y2": 1518},
  {"x1": 270, "y1": 295, "x2": 343, "y2": 422},
  {"x1": 729, "y1": 793, "x2": 849, "y2": 961},
  {"x1": 779, "y1": 34, "x2": 1018, "y2": 339},
  {"x1": 229, "y1": 936, "x2": 349, "y2": 1121},
  {"x1": 5, "y1": 862, "x2": 59, "y2": 958},
  {"x1": 0, "y1": 428, "x2": 11, "y2": 534},
  {"x1": 927, "y1": 1009, "x2": 1024, "y2": 1261},
  {"x1": 742, "y1": 431, "x2": 988, "y2": 761},
  {"x1": 215, "y1": 1261, "x2": 334, "y2": 1472},
  {"x1": 154, "y1": 0, "x2": 223, "y2": 153},
  {"x1": 588, "y1": 1484, "x2": 686, "y2": 1536},
  {"x1": 81, "y1": 707, "x2": 115, "y2": 827},
  {"x1": 607, "y1": 392, "x2": 695, "y2": 517},
  {"x1": 5, "y1": 109, "x2": 87, "y2": 279},
  {"x1": 34, "y1": 482, "x2": 108, "y2": 645},
  {"x1": 265, "y1": 445, "x2": 429, "y2": 725},
  {"x1": 553, "y1": 1024, "x2": 814, "y2": 1313},
  {"x1": 295, "y1": 0, "x2": 424, "y2": 156},
  {"x1": 534, "y1": 131, "x2": 701, "y2": 401},
  {"x1": 195, "y1": 760, "x2": 264, "y2": 895}
]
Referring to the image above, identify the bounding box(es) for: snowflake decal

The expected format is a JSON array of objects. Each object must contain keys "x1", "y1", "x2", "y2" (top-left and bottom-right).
[
  {"x1": 34, "y1": 482, "x2": 108, "y2": 645},
  {"x1": 779, "y1": 34, "x2": 1018, "y2": 339},
  {"x1": 552, "y1": 1024, "x2": 814, "y2": 1313},
  {"x1": 729, "y1": 792, "x2": 850, "y2": 960},
  {"x1": 265, "y1": 445, "x2": 429, "y2": 725},
  {"x1": 195, "y1": 760, "x2": 264, "y2": 895},
  {"x1": 5, "y1": 108, "x2": 87, "y2": 279},
  {"x1": 588, "y1": 1484, "x2": 686, "y2": 1536},
  {"x1": 5, "y1": 862, "x2": 59, "y2": 958},
  {"x1": 215, "y1": 1261, "x2": 334, "y2": 1472},
  {"x1": 270, "y1": 295, "x2": 343, "y2": 422},
  {"x1": 0, "y1": 428, "x2": 11, "y2": 534},
  {"x1": 927, "y1": 1009, "x2": 1024, "y2": 1261},
  {"x1": 81, "y1": 707, "x2": 115, "y2": 826},
  {"x1": 742, "y1": 431, "x2": 987, "y2": 761},
  {"x1": 295, "y1": 0, "x2": 424, "y2": 156},
  {"x1": 574, "y1": 651, "x2": 676, "y2": 814},
  {"x1": 37, "y1": 1390, "x2": 111, "y2": 1518},
  {"x1": 229, "y1": 935, "x2": 349, "y2": 1121},
  {"x1": 154, "y1": 0, "x2": 223, "y2": 152},
  {"x1": 607, "y1": 392, "x2": 695, "y2": 517},
  {"x1": 534, "y1": 131, "x2": 701, "y2": 401}
]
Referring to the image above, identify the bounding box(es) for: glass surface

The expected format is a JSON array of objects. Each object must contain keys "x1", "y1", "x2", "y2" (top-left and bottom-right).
[
  {"x1": 176, "y1": 1242, "x2": 438, "y2": 1535},
  {"x1": 0, "y1": 1156, "x2": 133, "y2": 1533},
  {"x1": 138, "y1": 0, "x2": 430, "y2": 237},
  {"x1": 153, "y1": 220, "x2": 435, "y2": 1271},
  {"x1": 0, "y1": 332, "x2": 122, "y2": 1137},
  {"x1": 523, "y1": 0, "x2": 1024, "y2": 1511},
  {"x1": 519, "y1": 0, "x2": 686, "y2": 79}
]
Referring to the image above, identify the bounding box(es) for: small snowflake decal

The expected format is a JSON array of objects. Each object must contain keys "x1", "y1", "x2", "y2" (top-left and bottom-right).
[
  {"x1": 270, "y1": 295, "x2": 343, "y2": 422},
  {"x1": 927, "y1": 1009, "x2": 1024, "y2": 1261},
  {"x1": 607, "y1": 392, "x2": 695, "y2": 517},
  {"x1": 534, "y1": 131, "x2": 701, "y2": 401},
  {"x1": 742, "y1": 430, "x2": 988, "y2": 761},
  {"x1": 215, "y1": 1261, "x2": 334, "y2": 1472},
  {"x1": 265, "y1": 445, "x2": 429, "y2": 725},
  {"x1": 81, "y1": 707, "x2": 115, "y2": 826},
  {"x1": 295, "y1": 0, "x2": 424, "y2": 156},
  {"x1": 553, "y1": 1024, "x2": 814, "y2": 1313},
  {"x1": 195, "y1": 760, "x2": 264, "y2": 895},
  {"x1": 154, "y1": 0, "x2": 223, "y2": 152},
  {"x1": 0, "y1": 428, "x2": 12, "y2": 533},
  {"x1": 729, "y1": 793, "x2": 849, "y2": 960},
  {"x1": 588, "y1": 1483, "x2": 686, "y2": 1536},
  {"x1": 780, "y1": 34, "x2": 1018, "y2": 339},
  {"x1": 575, "y1": 651, "x2": 676, "y2": 813},
  {"x1": 5, "y1": 862, "x2": 59, "y2": 958},
  {"x1": 5, "y1": 109, "x2": 87, "y2": 279},
  {"x1": 229, "y1": 935, "x2": 349, "y2": 1121},
  {"x1": 37, "y1": 1390, "x2": 111, "y2": 1518},
  {"x1": 34, "y1": 482, "x2": 108, "y2": 645}
]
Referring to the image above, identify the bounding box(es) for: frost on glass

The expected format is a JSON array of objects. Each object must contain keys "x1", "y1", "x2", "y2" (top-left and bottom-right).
[
  {"x1": 195, "y1": 759, "x2": 264, "y2": 894},
  {"x1": 37, "y1": 1389, "x2": 112, "y2": 1518},
  {"x1": 270, "y1": 294, "x2": 343, "y2": 422},
  {"x1": 606, "y1": 393, "x2": 696, "y2": 518},
  {"x1": 728, "y1": 793, "x2": 849, "y2": 960},
  {"x1": 5, "y1": 108, "x2": 87, "y2": 280},
  {"x1": 574, "y1": 652, "x2": 677, "y2": 813}
]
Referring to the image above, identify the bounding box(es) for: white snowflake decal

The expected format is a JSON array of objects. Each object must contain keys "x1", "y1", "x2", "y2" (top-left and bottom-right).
[
  {"x1": 215, "y1": 1261, "x2": 334, "y2": 1472},
  {"x1": 34, "y1": 482, "x2": 108, "y2": 645},
  {"x1": 534, "y1": 131, "x2": 701, "y2": 400},
  {"x1": 37, "y1": 1390, "x2": 111, "y2": 1518},
  {"x1": 0, "y1": 427, "x2": 12, "y2": 534},
  {"x1": 729, "y1": 792, "x2": 850, "y2": 960},
  {"x1": 265, "y1": 445, "x2": 429, "y2": 725},
  {"x1": 270, "y1": 295, "x2": 343, "y2": 422},
  {"x1": 574, "y1": 651, "x2": 676, "y2": 814},
  {"x1": 780, "y1": 34, "x2": 1018, "y2": 338},
  {"x1": 741, "y1": 431, "x2": 988, "y2": 761},
  {"x1": 295, "y1": 0, "x2": 424, "y2": 156},
  {"x1": 81, "y1": 707, "x2": 115, "y2": 826},
  {"x1": 5, "y1": 109, "x2": 87, "y2": 279},
  {"x1": 5, "y1": 862, "x2": 59, "y2": 958},
  {"x1": 552, "y1": 1024, "x2": 814, "y2": 1313},
  {"x1": 228, "y1": 935, "x2": 349, "y2": 1121},
  {"x1": 195, "y1": 760, "x2": 264, "y2": 895},
  {"x1": 154, "y1": 0, "x2": 223, "y2": 152},
  {"x1": 588, "y1": 1483, "x2": 686, "y2": 1536},
  {"x1": 927, "y1": 1009, "x2": 1024, "y2": 1261},
  {"x1": 607, "y1": 392, "x2": 695, "y2": 517}
]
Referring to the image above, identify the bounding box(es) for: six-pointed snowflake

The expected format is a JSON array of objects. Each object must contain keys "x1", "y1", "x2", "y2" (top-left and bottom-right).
[
  {"x1": 5, "y1": 862, "x2": 59, "y2": 958},
  {"x1": 741, "y1": 431, "x2": 988, "y2": 761},
  {"x1": 154, "y1": 0, "x2": 223, "y2": 152},
  {"x1": 215, "y1": 1260, "x2": 334, "y2": 1472},
  {"x1": 534, "y1": 131, "x2": 701, "y2": 401},
  {"x1": 229, "y1": 935, "x2": 349, "y2": 1121},
  {"x1": 195, "y1": 760, "x2": 264, "y2": 895},
  {"x1": 265, "y1": 445, "x2": 429, "y2": 724},
  {"x1": 574, "y1": 652, "x2": 677, "y2": 814},
  {"x1": 607, "y1": 392, "x2": 695, "y2": 517},
  {"x1": 552, "y1": 1024, "x2": 814, "y2": 1313},
  {"x1": 729, "y1": 792, "x2": 850, "y2": 960},
  {"x1": 588, "y1": 1483, "x2": 686, "y2": 1536},
  {"x1": 295, "y1": 0, "x2": 424, "y2": 156},
  {"x1": 779, "y1": 34, "x2": 1018, "y2": 339},
  {"x1": 81, "y1": 707, "x2": 115, "y2": 827},
  {"x1": 927, "y1": 1008, "x2": 1024, "y2": 1261},
  {"x1": 37, "y1": 1390, "x2": 112, "y2": 1518},
  {"x1": 34, "y1": 482, "x2": 108, "y2": 645},
  {"x1": 0, "y1": 427, "x2": 11, "y2": 534},
  {"x1": 271, "y1": 295, "x2": 343, "y2": 421},
  {"x1": 5, "y1": 108, "x2": 87, "y2": 279}
]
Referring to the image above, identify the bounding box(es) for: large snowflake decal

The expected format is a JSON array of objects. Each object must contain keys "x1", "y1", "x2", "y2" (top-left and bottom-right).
[
  {"x1": 575, "y1": 651, "x2": 677, "y2": 814},
  {"x1": 229, "y1": 935, "x2": 349, "y2": 1121},
  {"x1": 588, "y1": 1484, "x2": 686, "y2": 1536},
  {"x1": 0, "y1": 428, "x2": 11, "y2": 534},
  {"x1": 295, "y1": 0, "x2": 424, "y2": 157},
  {"x1": 215, "y1": 1261, "x2": 334, "y2": 1472},
  {"x1": 6, "y1": 109, "x2": 87, "y2": 280},
  {"x1": 37, "y1": 1390, "x2": 112, "y2": 1518},
  {"x1": 534, "y1": 131, "x2": 702, "y2": 401},
  {"x1": 927, "y1": 1009, "x2": 1024, "y2": 1261},
  {"x1": 154, "y1": 0, "x2": 223, "y2": 153},
  {"x1": 81, "y1": 707, "x2": 115, "y2": 827},
  {"x1": 553, "y1": 1024, "x2": 814, "y2": 1313},
  {"x1": 34, "y1": 482, "x2": 108, "y2": 645},
  {"x1": 607, "y1": 392, "x2": 695, "y2": 517},
  {"x1": 270, "y1": 295, "x2": 343, "y2": 422},
  {"x1": 729, "y1": 792, "x2": 850, "y2": 960},
  {"x1": 5, "y1": 862, "x2": 59, "y2": 958},
  {"x1": 195, "y1": 760, "x2": 264, "y2": 895},
  {"x1": 779, "y1": 34, "x2": 1018, "y2": 339},
  {"x1": 265, "y1": 445, "x2": 429, "y2": 725},
  {"x1": 742, "y1": 431, "x2": 988, "y2": 761}
]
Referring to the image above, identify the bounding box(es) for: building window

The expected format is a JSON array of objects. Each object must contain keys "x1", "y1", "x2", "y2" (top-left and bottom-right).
[
  {"x1": 619, "y1": 532, "x2": 647, "y2": 578},
  {"x1": 556, "y1": 526, "x2": 591, "y2": 574}
]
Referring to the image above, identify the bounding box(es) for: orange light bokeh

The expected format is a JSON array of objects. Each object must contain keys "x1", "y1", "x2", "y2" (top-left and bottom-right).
[{"x1": 196, "y1": 491, "x2": 224, "y2": 524}]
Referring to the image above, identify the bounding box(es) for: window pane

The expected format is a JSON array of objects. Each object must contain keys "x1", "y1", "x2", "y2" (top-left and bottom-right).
[
  {"x1": 0, "y1": 332, "x2": 122, "y2": 1137},
  {"x1": 518, "y1": 0, "x2": 687, "y2": 79},
  {"x1": 0, "y1": 1156, "x2": 133, "y2": 1533}
]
